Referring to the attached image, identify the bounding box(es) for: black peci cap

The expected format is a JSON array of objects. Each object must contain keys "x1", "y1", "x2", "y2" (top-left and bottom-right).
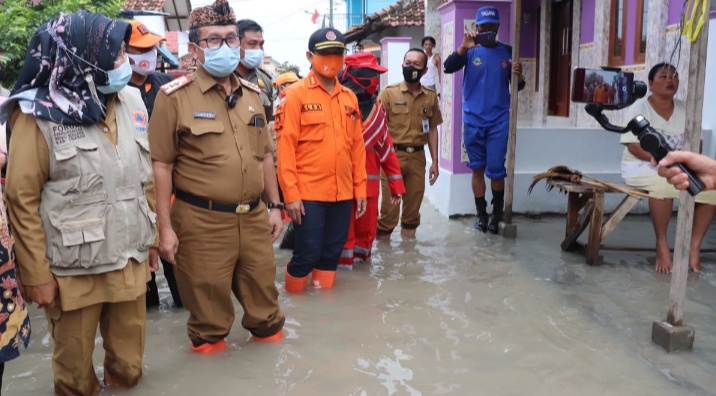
[{"x1": 308, "y1": 28, "x2": 346, "y2": 52}]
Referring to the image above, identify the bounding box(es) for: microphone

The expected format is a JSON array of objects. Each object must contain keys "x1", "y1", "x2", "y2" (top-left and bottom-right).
[{"x1": 226, "y1": 94, "x2": 237, "y2": 109}]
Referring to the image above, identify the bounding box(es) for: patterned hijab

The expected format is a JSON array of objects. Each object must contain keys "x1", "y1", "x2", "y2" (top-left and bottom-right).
[{"x1": 1, "y1": 10, "x2": 130, "y2": 126}]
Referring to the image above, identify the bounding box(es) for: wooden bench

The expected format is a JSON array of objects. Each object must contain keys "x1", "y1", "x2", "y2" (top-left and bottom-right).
[{"x1": 547, "y1": 179, "x2": 646, "y2": 265}]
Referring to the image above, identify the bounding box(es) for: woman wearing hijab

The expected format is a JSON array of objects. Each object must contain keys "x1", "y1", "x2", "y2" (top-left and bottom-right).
[{"x1": 0, "y1": 10, "x2": 158, "y2": 395}]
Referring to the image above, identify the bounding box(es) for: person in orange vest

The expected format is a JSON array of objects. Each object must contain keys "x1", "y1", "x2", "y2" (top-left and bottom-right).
[
  {"x1": 275, "y1": 28, "x2": 367, "y2": 292},
  {"x1": 337, "y1": 53, "x2": 405, "y2": 268}
]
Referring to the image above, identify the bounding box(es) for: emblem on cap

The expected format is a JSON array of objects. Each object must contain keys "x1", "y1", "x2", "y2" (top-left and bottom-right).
[
  {"x1": 326, "y1": 30, "x2": 337, "y2": 40},
  {"x1": 138, "y1": 24, "x2": 150, "y2": 35}
]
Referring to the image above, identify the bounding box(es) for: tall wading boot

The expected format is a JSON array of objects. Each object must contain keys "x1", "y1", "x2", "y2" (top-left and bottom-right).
[
  {"x1": 284, "y1": 266, "x2": 308, "y2": 293},
  {"x1": 311, "y1": 269, "x2": 336, "y2": 289},
  {"x1": 253, "y1": 329, "x2": 284, "y2": 343},
  {"x1": 488, "y1": 190, "x2": 505, "y2": 235},
  {"x1": 279, "y1": 221, "x2": 296, "y2": 250},
  {"x1": 473, "y1": 197, "x2": 488, "y2": 233},
  {"x1": 191, "y1": 339, "x2": 226, "y2": 354}
]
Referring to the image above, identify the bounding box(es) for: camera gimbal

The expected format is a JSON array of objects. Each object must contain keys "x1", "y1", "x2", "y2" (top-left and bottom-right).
[{"x1": 583, "y1": 68, "x2": 704, "y2": 196}]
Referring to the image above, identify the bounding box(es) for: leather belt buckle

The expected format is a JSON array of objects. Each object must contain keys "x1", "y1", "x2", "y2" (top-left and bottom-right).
[
  {"x1": 235, "y1": 204, "x2": 251, "y2": 214},
  {"x1": 406, "y1": 147, "x2": 415, "y2": 153}
]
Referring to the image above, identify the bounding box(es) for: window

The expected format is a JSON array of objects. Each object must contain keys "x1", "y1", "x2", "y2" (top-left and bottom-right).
[
  {"x1": 609, "y1": 0, "x2": 626, "y2": 66},
  {"x1": 610, "y1": 0, "x2": 648, "y2": 66}
]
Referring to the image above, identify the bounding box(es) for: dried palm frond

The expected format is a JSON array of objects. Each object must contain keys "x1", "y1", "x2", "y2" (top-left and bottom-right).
[{"x1": 528, "y1": 165, "x2": 583, "y2": 194}]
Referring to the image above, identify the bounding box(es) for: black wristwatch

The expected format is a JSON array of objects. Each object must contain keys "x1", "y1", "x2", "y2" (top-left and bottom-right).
[{"x1": 267, "y1": 202, "x2": 285, "y2": 210}]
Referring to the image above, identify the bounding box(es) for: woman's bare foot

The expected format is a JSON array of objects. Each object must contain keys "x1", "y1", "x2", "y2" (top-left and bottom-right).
[
  {"x1": 655, "y1": 244, "x2": 673, "y2": 274},
  {"x1": 689, "y1": 251, "x2": 702, "y2": 272}
]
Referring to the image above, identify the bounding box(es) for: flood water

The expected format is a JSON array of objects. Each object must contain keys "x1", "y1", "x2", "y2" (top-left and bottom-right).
[{"x1": 3, "y1": 204, "x2": 716, "y2": 395}]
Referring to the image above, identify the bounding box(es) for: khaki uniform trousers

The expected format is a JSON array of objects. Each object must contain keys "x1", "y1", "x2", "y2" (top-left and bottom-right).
[
  {"x1": 46, "y1": 295, "x2": 146, "y2": 396},
  {"x1": 378, "y1": 150, "x2": 426, "y2": 233},
  {"x1": 171, "y1": 199, "x2": 285, "y2": 345}
]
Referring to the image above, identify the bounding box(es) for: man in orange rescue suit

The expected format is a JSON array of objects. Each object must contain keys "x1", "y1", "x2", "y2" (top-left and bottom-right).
[
  {"x1": 337, "y1": 52, "x2": 405, "y2": 268},
  {"x1": 377, "y1": 48, "x2": 442, "y2": 239},
  {"x1": 275, "y1": 27, "x2": 367, "y2": 292},
  {"x1": 148, "y1": 0, "x2": 285, "y2": 354}
]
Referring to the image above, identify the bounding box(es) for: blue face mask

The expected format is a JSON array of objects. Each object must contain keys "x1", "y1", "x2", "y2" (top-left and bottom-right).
[
  {"x1": 97, "y1": 57, "x2": 132, "y2": 94},
  {"x1": 240, "y1": 49, "x2": 264, "y2": 70},
  {"x1": 199, "y1": 44, "x2": 240, "y2": 78}
]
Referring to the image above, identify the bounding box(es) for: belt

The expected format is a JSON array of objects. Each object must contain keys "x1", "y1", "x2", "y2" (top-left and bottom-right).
[
  {"x1": 175, "y1": 190, "x2": 260, "y2": 214},
  {"x1": 395, "y1": 145, "x2": 424, "y2": 153}
]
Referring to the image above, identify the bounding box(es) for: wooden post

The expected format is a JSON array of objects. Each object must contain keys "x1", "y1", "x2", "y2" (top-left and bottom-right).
[
  {"x1": 501, "y1": 0, "x2": 521, "y2": 238},
  {"x1": 651, "y1": 2, "x2": 709, "y2": 353}
]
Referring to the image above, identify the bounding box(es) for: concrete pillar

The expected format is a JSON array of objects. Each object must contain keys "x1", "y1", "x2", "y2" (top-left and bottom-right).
[
  {"x1": 380, "y1": 37, "x2": 412, "y2": 86},
  {"x1": 424, "y1": 0, "x2": 442, "y2": 49}
]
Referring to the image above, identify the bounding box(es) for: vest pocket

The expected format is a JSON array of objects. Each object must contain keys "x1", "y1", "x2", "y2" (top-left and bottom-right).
[
  {"x1": 136, "y1": 195, "x2": 157, "y2": 250},
  {"x1": 76, "y1": 143, "x2": 103, "y2": 192},
  {"x1": 134, "y1": 134, "x2": 153, "y2": 184},
  {"x1": 53, "y1": 212, "x2": 118, "y2": 269}
]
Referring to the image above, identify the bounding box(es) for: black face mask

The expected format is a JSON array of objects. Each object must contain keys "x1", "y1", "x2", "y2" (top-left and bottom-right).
[
  {"x1": 402, "y1": 66, "x2": 424, "y2": 84},
  {"x1": 474, "y1": 31, "x2": 498, "y2": 47}
]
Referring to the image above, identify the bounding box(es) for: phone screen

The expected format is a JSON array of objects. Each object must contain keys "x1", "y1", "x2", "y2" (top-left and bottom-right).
[{"x1": 571, "y1": 68, "x2": 634, "y2": 105}]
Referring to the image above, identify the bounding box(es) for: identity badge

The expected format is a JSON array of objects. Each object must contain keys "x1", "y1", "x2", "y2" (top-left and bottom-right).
[{"x1": 422, "y1": 118, "x2": 430, "y2": 133}]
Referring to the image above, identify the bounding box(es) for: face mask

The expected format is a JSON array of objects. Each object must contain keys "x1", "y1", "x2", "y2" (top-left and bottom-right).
[
  {"x1": 312, "y1": 54, "x2": 345, "y2": 79},
  {"x1": 240, "y1": 49, "x2": 264, "y2": 70},
  {"x1": 474, "y1": 31, "x2": 498, "y2": 47},
  {"x1": 198, "y1": 44, "x2": 240, "y2": 78},
  {"x1": 342, "y1": 69, "x2": 380, "y2": 97},
  {"x1": 97, "y1": 57, "x2": 133, "y2": 94},
  {"x1": 128, "y1": 48, "x2": 158, "y2": 76},
  {"x1": 402, "y1": 66, "x2": 424, "y2": 84}
]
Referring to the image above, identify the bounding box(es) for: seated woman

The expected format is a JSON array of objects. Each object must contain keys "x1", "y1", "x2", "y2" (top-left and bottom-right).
[{"x1": 621, "y1": 62, "x2": 716, "y2": 273}]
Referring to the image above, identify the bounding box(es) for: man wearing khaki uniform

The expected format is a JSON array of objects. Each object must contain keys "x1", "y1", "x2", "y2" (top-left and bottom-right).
[
  {"x1": 377, "y1": 48, "x2": 442, "y2": 239},
  {"x1": 149, "y1": 0, "x2": 285, "y2": 353}
]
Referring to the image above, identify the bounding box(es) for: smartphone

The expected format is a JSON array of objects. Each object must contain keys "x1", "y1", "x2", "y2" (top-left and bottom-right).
[{"x1": 571, "y1": 67, "x2": 634, "y2": 105}]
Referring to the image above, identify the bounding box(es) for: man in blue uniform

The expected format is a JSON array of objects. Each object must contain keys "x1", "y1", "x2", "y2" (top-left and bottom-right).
[{"x1": 444, "y1": 6, "x2": 525, "y2": 234}]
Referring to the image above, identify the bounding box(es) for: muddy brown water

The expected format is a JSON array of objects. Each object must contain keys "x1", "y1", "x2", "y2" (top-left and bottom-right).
[{"x1": 3, "y1": 205, "x2": 716, "y2": 395}]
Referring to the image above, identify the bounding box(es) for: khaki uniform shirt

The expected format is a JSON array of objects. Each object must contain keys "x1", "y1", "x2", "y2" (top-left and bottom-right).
[
  {"x1": 378, "y1": 81, "x2": 443, "y2": 146},
  {"x1": 5, "y1": 96, "x2": 154, "y2": 311},
  {"x1": 238, "y1": 67, "x2": 274, "y2": 120},
  {"x1": 149, "y1": 66, "x2": 272, "y2": 204}
]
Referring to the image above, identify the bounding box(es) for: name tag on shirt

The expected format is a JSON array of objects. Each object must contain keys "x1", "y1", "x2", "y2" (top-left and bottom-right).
[
  {"x1": 422, "y1": 118, "x2": 430, "y2": 133},
  {"x1": 394, "y1": 101, "x2": 407, "y2": 106},
  {"x1": 194, "y1": 111, "x2": 216, "y2": 119}
]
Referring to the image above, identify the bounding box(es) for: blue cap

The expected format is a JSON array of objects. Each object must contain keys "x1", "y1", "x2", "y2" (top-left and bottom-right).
[{"x1": 476, "y1": 6, "x2": 500, "y2": 25}]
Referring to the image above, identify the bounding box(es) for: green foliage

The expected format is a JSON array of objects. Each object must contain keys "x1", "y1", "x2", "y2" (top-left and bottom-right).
[
  {"x1": 0, "y1": 0, "x2": 123, "y2": 88},
  {"x1": 280, "y1": 60, "x2": 301, "y2": 77}
]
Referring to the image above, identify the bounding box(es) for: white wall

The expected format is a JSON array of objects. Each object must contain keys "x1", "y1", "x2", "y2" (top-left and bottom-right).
[{"x1": 135, "y1": 15, "x2": 166, "y2": 37}]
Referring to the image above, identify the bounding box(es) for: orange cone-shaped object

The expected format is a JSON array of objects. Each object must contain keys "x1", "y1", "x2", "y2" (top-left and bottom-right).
[
  {"x1": 285, "y1": 267, "x2": 308, "y2": 293},
  {"x1": 253, "y1": 329, "x2": 284, "y2": 343},
  {"x1": 311, "y1": 269, "x2": 336, "y2": 289},
  {"x1": 190, "y1": 339, "x2": 226, "y2": 354}
]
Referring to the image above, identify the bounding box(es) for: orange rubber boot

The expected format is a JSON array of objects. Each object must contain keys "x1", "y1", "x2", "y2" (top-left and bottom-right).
[
  {"x1": 311, "y1": 269, "x2": 336, "y2": 289},
  {"x1": 191, "y1": 339, "x2": 226, "y2": 354},
  {"x1": 253, "y1": 329, "x2": 284, "y2": 343},
  {"x1": 285, "y1": 267, "x2": 308, "y2": 293}
]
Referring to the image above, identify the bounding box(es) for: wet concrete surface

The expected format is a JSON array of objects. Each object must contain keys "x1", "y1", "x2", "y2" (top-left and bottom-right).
[{"x1": 3, "y1": 203, "x2": 716, "y2": 395}]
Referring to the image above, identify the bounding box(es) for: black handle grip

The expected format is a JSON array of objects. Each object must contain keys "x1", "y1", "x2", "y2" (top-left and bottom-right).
[
  {"x1": 675, "y1": 163, "x2": 705, "y2": 196},
  {"x1": 639, "y1": 132, "x2": 704, "y2": 196}
]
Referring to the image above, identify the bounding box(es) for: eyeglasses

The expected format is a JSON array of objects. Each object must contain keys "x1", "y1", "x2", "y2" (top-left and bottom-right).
[{"x1": 197, "y1": 35, "x2": 240, "y2": 49}]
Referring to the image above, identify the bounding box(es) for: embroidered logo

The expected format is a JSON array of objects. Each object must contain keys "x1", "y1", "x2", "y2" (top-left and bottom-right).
[
  {"x1": 473, "y1": 57, "x2": 482, "y2": 67},
  {"x1": 133, "y1": 110, "x2": 148, "y2": 133},
  {"x1": 302, "y1": 103, "x2": 323, "y2": 112},
  {"x1": 501, "y1": 59, "x2": 508, "y2": 69},
  {"x1": 326, "y1": 31, "x2": 337, "y2": 40}
]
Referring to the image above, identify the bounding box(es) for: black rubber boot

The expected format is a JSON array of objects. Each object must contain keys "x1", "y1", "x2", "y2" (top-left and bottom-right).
[
  {"x1": 474, "y1": 197, "x2": 488, "y2": 233},
  {"x1": 488, "y1": 203, "x2": 504, "y2": 234}
]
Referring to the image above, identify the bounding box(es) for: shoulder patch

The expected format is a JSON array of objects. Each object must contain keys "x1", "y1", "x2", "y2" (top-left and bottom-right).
[
  {"x1": 239, "y1": 78, "x2": 261, "y2": 94},
  {"x1": 160, "y1": 76, "x2": 191, "y2": 95}
]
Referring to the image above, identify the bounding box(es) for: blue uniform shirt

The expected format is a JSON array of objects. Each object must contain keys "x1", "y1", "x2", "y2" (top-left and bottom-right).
[{"x1": 444, "y1": 43, "x2": 524, "y2": 125}]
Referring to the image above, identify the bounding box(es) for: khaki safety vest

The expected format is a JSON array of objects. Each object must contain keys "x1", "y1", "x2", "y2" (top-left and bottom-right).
[{"x1": 36, "y1": 87, "x2": 156, "y2": 276}]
